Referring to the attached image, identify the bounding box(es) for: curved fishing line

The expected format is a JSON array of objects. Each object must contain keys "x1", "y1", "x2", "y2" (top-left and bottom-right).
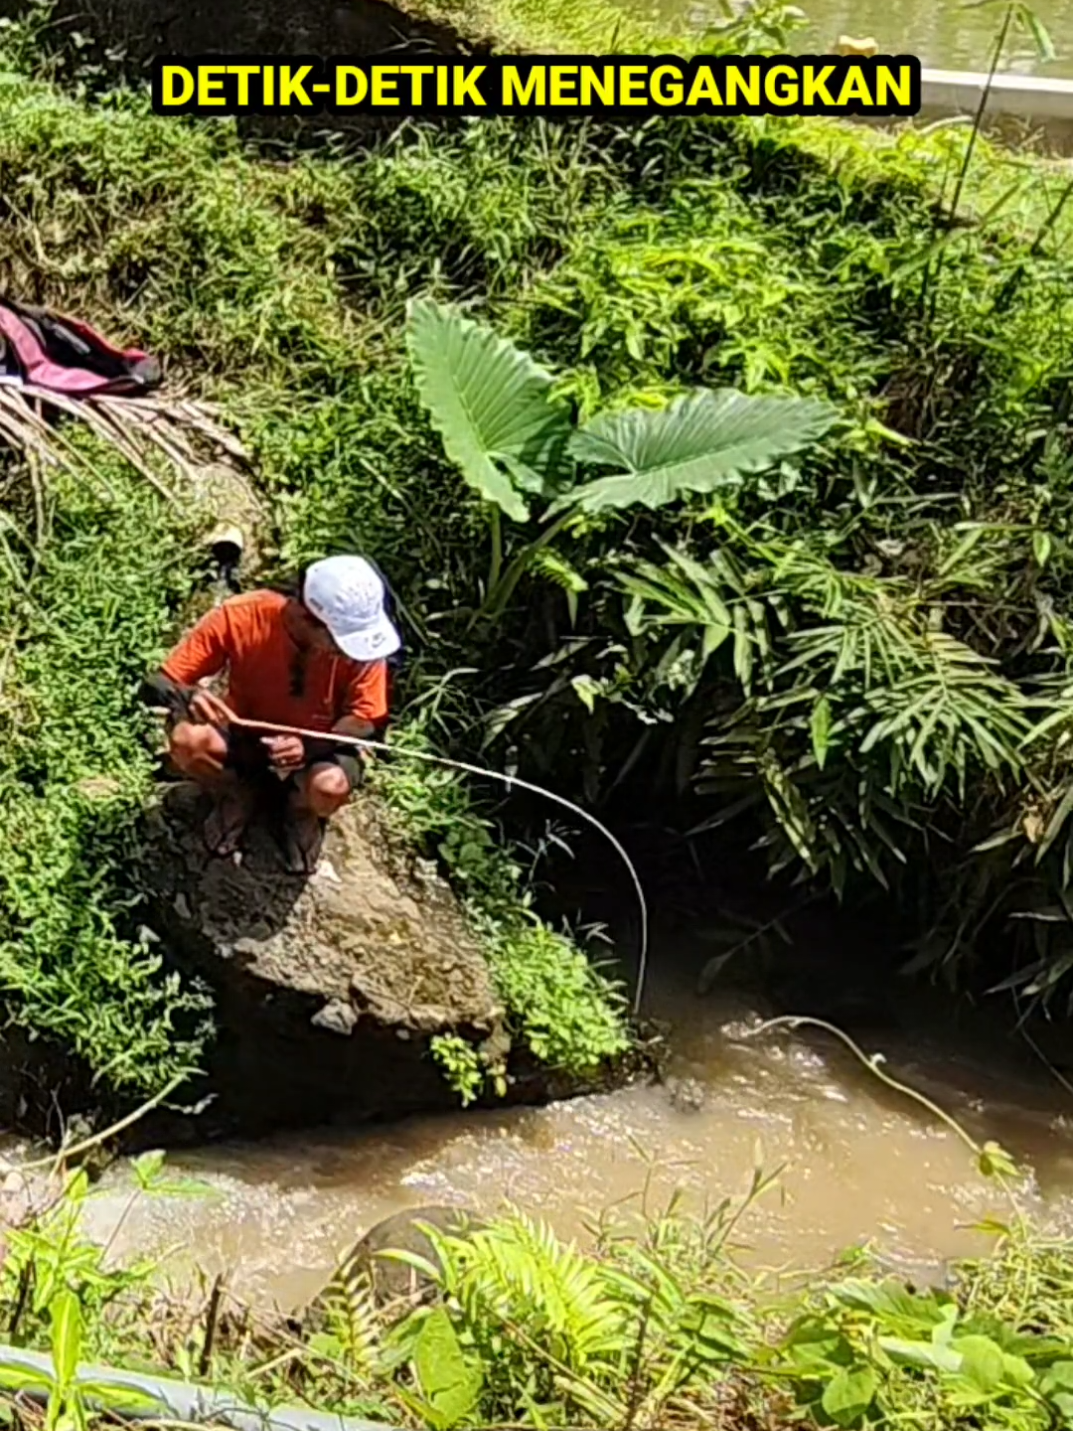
[{"x1": 192, "y1": 706, "x2": 650, "y2": 1016}]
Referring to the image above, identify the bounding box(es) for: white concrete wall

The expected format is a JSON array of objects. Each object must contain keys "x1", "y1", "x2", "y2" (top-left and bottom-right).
[{"x1": 916, "y1": 67, "x2": 1073, "y2": 149}]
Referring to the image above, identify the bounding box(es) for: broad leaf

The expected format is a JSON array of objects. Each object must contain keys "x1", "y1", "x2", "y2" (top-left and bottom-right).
[
  {"x1": 1041, "y1": 1358, "x2": 1073, "y2": 1406},
  {"x1": 407, "y1": 298, "x2": 571, "y2": 521},
  {"x1": 832, "y1": 1278, "x2": 946, "y2": 1330},
  {"x1": 880, "y1": 1336, "x2": 962, "y2": 1373},
  {"x1": 821, "y1": 1365, "x2": 876, "y2": 1427},
  {"x1": 953, "y1": 1334, "x2": 1007, "y2": 1393},
  {"x1": 412, "y1": 1307, "x2": 483, "y2": 1429},
  {"x1": 562, "y1": 389, "x2": 837, "y2": 513}
]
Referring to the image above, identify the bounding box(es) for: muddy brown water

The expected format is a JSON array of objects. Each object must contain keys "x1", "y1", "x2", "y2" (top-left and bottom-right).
[{"x1": 72, "y1": 937, "x2": 1073, "y2": 1313}]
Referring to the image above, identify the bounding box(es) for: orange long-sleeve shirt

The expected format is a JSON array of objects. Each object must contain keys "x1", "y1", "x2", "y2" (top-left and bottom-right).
[{"x1": 161, "y1": 590, "x2": 389, "y2": 731}]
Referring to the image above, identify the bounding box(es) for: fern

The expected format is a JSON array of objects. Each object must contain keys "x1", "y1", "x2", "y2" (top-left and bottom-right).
[
  {"x1": 313, "y1": 1260, "x2": 381, "y2": 1378},
  {"x1": 385, "y1": 1202, "x2": 757, "y2": 1425},
  {"x1": 431, "y1": 1211, "x2": 627, "y2": 1372}
]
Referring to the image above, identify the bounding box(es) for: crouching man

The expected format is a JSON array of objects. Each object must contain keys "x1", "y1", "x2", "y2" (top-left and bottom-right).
[{"x1": 142, "y1": 554, "x2": 400, "y2": 873}]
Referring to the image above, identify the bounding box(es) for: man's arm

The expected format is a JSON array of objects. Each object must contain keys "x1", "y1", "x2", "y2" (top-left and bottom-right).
[
  {"x1": 325, "y1": 660, "x2": 389, "y2": 754},
  {"x1": 332, "y1": 714, "x2": 376, "y2": 743},
  {"x1": 141, "y1": 606, "x2": 231, "y2": 722}
]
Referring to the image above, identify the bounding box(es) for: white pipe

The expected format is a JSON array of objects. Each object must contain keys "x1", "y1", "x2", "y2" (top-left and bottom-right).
[
  {"x1": 0, "y1": 1345, "x2": 389, "y2": 1431},
  {"x1": 919, "y1": 66, "x2": 1073, "y2": 124}
]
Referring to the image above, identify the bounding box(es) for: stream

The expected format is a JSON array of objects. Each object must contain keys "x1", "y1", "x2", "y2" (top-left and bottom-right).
[{"x1": 77, "y1": 934, "x2": 1073, "y2": 1314}]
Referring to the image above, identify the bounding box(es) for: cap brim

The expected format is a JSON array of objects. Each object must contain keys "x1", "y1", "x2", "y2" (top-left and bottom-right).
[{"x1": 331, "y1": 614, "x2": 401, "y2": 662}]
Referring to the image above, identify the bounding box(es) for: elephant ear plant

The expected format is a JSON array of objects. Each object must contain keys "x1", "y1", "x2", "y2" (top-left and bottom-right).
[{"x1": 406, "y1": 297, "x2": 838, "y2": 624}]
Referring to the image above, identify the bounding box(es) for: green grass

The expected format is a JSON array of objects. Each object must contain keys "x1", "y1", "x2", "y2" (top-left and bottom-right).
[
  {"x1": 0, "y1": 450, "x2": 211, "y2": 1093},
  {"x1": 393, "y1": 0, "x2": 665, "y2": 53}
]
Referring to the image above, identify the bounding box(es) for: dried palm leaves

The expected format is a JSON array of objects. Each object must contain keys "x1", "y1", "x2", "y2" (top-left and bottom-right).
[{"x1": 0, "y1": 382, "x2": 250, "y2": 501}]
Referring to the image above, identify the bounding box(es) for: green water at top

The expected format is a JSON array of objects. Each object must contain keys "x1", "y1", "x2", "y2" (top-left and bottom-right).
[{"x1": 633, "y1": 0, "x2": 1073, "y2": 79}]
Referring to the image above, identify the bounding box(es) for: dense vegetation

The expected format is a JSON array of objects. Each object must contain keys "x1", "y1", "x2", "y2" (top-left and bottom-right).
[
  {"x1": 3, "y1": 0, "x2": 1073, "y2": 1104},
  {"x1": 6, "y1": 6, "x2": 1073, "y2": 1430},
  {"x1": 0, "y1": 17, "x2": 642, "y2": 1100}
]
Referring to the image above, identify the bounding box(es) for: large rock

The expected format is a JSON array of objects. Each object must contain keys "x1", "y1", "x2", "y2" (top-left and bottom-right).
[
  {"x1": 135, "y1": 782, "x2": 508, "y2": 1136},
  {"x1": 304, "y1": 1204, "x2": 482, "y2": 1320}
]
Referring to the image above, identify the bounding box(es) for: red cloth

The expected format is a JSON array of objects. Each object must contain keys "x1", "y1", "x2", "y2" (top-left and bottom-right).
[{"x1": 0, "y1": 296, "x2": 160, "y2": 396}]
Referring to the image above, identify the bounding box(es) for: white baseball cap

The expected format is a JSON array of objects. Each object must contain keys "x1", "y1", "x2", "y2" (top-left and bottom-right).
[{"x1": 302, "y1": 555, "x2": 401, "y2": 662}]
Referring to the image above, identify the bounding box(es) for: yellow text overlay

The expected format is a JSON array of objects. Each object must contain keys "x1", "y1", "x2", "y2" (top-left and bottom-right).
[{"x1": 151, "y1": 54, "x2": 921, "y2": 117}]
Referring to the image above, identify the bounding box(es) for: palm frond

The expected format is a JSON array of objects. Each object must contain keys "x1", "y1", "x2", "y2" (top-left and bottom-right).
[
  {"x1": 0, "y1": 384, "x2": 249, "y2": 500},
  {"x1": 616, "y1": 531, "x2": 1037, "y2": 891}
]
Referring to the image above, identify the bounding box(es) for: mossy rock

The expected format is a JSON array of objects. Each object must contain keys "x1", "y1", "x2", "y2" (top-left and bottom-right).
[
  {"x1": 134, "y1": 783, "x2": 508, "y2": 1134},
  {"x1": 304, "y1": 1204, "x2": 483, "y2": 1320}
]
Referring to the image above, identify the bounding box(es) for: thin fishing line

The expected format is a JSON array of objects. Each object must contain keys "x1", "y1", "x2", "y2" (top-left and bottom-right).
[
  {"x1": 367, "y1": 740, "x2": 648, "y2": 1017},
  {"x1": 189, "y1": 706, "x2": 650, "y2": 1016}
]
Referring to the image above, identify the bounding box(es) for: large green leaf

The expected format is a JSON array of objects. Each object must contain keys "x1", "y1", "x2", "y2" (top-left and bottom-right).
[
  {"x1": 821, "y1": 1365, "x2": 876, "y2": 1427},
  {"x1": 411, "y1": 1307, "x2": 483, "y2": 1429},
  {"x1": 407, "y1": 298, "x2": 571, "y2": 522},
  {"x1": 561, "y1": 389, "x2": 837, "y2": 513}
]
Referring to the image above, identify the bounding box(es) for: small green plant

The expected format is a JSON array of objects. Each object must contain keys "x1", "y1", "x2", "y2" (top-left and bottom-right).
[
  {"x1": 382, "y1": 1202, "x2": 755, "y2": 1426},
  {"x1": 429, "y1": 1034, "x2": 486, "y2": 1107},
  {"x1": 309, "y1": 1265, "x2": 382, "y2": 1380},
  {"x1": 484, "y1": 920, "x2": 628, "y2": 1074},
  {"x1": 772, "y1": 1268, "x2": 1073, "y2": 1429},
  {"x1": 395, "y1": 1306, "x2": 484, "y2": 1430},
  {"x1": 0, "y1": 1287, "x2": 157, "y2": 1431}
]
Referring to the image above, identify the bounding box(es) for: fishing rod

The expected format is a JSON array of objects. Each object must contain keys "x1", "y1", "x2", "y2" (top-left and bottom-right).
[{"x1": 175, "y1": 698, "x2": 650, "y2": 1017}]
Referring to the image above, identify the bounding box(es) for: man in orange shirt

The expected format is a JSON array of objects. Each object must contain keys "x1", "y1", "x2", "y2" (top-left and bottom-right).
[{"x1": 143, "y1": 554, "x2": 400, "y2": 872}]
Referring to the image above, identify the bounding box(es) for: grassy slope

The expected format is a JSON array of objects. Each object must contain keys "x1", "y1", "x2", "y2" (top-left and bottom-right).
[{"x1": 0, "y1": 456, "x2": 212, "y2": 1094}]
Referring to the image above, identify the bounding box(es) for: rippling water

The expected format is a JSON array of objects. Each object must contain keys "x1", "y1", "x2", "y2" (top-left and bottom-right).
[{"x1": 77, "y1": 946, "x2": 1073, "y2": 1313}]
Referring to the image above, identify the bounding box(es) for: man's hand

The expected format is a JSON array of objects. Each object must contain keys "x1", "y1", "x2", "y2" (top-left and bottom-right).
[
  {"x1": 262, "y1": 735, "x2": 305, "y2": 771},
  {"x1": 332, "y1": 716, "x2": 375, "y2": 744},
  {"x1": 190, "y1": 689, "x2": 233, "y2": 726}
]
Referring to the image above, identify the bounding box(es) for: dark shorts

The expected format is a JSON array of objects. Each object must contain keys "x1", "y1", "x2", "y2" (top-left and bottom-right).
[{"x1": 223, "y1": 727, "x2": 364, "y2": 791}]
